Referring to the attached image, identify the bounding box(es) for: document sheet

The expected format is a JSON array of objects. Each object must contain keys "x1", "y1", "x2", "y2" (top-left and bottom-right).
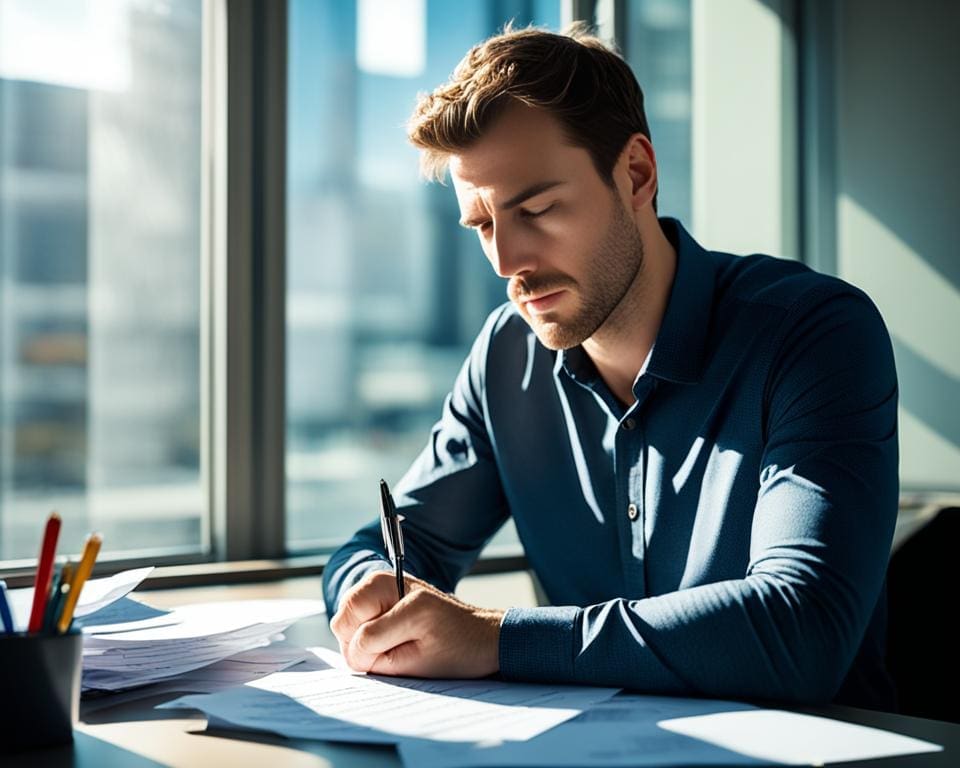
[
  {"x1": 160, "y1": 647, "x2": 620, "y2": 744},
  {"x1": 83, "y1": 598, "x2": 325, "y2": 691},
  {"x1": 397, "y1": 693, "x2": 944, "y2": 767},
  {"x1": 7, "y1": 566, "x2": 154, "y2": 629},
  {"x1": 83, "y1": 641, "x2": 311, "y2": 712},
  {"x1": 159, "y1": 647, "x2": 942, "y2": 766}
]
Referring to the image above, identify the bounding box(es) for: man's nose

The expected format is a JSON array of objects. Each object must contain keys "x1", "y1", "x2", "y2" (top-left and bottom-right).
[{"x1": 489, "y1": 224, "x2": 536, "y2": 278}]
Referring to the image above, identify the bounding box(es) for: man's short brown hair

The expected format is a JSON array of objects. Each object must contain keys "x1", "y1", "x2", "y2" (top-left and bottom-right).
[{"x1": 407, "y1": 23, "x2": 654, "y2": 206}]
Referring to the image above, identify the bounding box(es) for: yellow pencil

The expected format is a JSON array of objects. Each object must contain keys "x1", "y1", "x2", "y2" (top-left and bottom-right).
[{"x1": 56, "y1": 532, "x2": 102, "y2": 634}]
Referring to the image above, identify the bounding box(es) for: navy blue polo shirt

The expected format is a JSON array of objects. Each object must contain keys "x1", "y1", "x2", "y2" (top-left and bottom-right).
[{"x1": 323, "y1": 217, "x2": 899, "y2": 711}]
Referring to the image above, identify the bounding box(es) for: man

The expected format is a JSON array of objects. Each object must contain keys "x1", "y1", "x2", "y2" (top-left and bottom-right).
[{"x1": 322, "y1": 25, "x2": 899, "y2": 711}]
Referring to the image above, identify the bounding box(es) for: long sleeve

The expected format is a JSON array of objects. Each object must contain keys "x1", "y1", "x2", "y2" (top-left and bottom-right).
[
  {"x1": 322, "y1": 307, "x2": 512, "y2": 617},
  {"x1": 498, "y1": 288, "x2": 899, "y2": 704}
]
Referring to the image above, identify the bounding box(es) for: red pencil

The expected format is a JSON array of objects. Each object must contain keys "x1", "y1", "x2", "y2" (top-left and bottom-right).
[{"x1": 27, "y1": 512, "x2": 62, "y2": 633}]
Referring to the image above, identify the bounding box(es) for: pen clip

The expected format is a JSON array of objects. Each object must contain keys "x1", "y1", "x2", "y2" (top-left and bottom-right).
[
  {"x1": 379, "y1": 480, "x2": 404, "y2": 561},
  {"x1": 393, "y1": 514, "x2": 405, "y2": 559}
]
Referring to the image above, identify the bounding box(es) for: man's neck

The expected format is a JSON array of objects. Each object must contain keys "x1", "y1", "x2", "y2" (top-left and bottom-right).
[{"x1": 582, "y1": 216, "x2": 677, "y2": 408}]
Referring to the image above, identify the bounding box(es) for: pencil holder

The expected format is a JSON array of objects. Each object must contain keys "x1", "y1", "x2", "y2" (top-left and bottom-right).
[{"x1": 0, "y1": 630, "x2": 82, "y2": 752}]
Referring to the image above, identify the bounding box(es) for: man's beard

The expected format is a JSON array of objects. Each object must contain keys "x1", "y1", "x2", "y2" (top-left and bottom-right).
[{"x1": 508, "y1": 196, "x2": 645, "y2": 350}]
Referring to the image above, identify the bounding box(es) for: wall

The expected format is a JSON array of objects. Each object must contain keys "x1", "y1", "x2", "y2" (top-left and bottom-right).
[{"x1": 834, "y1": 0, "x2": 960, "y2": 490}]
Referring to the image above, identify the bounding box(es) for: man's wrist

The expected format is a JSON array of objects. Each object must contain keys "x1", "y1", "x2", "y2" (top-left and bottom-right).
[{"x1": 477, "y1": 607, "x2": 505, "y2": 674}]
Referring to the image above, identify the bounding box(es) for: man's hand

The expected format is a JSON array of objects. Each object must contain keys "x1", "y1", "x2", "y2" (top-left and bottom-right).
[{"x1": 329, "y1": 570, "x2": 504, "y2": 678}]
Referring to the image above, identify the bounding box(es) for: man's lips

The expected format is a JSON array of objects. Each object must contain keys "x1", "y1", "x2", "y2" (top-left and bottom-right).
[{"x1": 523, "y1": 290, "x2": 566, "y2": 315}]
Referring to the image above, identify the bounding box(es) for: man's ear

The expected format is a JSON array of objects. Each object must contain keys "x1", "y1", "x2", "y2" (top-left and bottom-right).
[{"x1": 618, "y1": 133, "x2": 658, "y2": 213}]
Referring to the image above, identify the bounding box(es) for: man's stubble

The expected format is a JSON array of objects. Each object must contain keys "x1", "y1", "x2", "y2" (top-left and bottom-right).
[{"x1": 509, "y1": 195, "x2": 645, "y2": 351}]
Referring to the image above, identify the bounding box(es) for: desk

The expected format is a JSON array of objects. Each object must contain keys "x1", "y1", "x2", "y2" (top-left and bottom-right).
[{"x1": 10, "y1": 574, "x2": 960, "y2": 767}]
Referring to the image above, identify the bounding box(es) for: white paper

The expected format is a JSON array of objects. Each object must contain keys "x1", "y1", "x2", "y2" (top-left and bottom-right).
[
  {"x1": 397, "y1": 693, "x2": 943, "y2": 767},
  {"x1": 82, "y1": 641, "x2": 311, "y2": 712},
  {"x1": 159, "y1": 647, "x2": 620, "y2": 745},
  {"x1": 82, "y1": 599, "x2": 325, "y2": 692},
  {"x1": 72, "y1": 567, "x2": 156, "y2": 617},
  {"x1": 658, "y1": 708, "x2": 943, "y2": 765},
  {"x1": 162, "y1": 642, "x2": 311, "y2": 689},
  {"x1": 80, "y1": 596, "x2": 174, "y2": 633},
  {"x1": 7, "y1": 566, "x2": 154, "y2": 630},
  {"x1": 398, "y1": 695, "x2": 768, "y2": 767},
  {"x1": 84, "y1": 599, "x2": 324, "y2": 644}
]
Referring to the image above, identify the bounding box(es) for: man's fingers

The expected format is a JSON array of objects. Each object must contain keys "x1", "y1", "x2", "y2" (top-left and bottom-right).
[
  {"x1": 330, "y1": 570, "x2": 403, "y2": 642},
  {"x1": 367, "y1": 640, "x2": 421, "y2": 676},
  {"x1": 338, "y1": 584, "x2": 503, "y2": 678},
  {"x1": 346, "y1": 592, "x2": 428, "y2": 672}
]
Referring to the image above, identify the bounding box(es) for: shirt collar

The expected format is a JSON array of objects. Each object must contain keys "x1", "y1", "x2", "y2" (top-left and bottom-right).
[
  {"x1": 644, "y1": 217, "x2": 716, "y2": 384},
  {"x1": 558, "y1": 216, "x2": 716, "y2": 387}
]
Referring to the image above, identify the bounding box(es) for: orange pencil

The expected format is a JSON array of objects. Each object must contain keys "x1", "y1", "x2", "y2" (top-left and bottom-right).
[
  {"x1": 57, "y1": 532, "x2": 102, "y2": 634},
  {"x1": 27, "y1": 512, "x2": 61, "y2": 633}
]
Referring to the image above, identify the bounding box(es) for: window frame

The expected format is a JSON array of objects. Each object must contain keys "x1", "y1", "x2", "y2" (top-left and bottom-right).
[{"x1": 210, "y1": 0, "x2": 288, "y2": 562}]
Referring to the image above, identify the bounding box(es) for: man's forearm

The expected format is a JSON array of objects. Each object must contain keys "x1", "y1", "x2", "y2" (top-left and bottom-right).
[{"x1": 498, "y1": 572, "x2": 878, "y2": 704}]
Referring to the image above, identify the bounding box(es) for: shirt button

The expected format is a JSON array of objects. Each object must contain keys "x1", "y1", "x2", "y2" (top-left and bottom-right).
[
  {"x1": 627, "y1": 503, "x2": 639, "y2": 521},
  {"x1": 622, "y1": 418, "x2": 636, "y2": 431}
]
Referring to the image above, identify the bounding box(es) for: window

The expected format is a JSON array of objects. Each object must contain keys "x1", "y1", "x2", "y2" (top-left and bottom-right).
[
  {"x1": 285, "y1": 0, "x2": 561, "y2": 551},
  {"x1": 0, "y1": 0, "x2": 204, "y2": 561},
  {"x1": 623, "y1": 0, "x2": 692, "y2": 224}
]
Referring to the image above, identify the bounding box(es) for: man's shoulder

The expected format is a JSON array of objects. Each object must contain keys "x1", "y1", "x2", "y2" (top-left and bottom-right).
[{"x1": 713, "y1": 250, "x2": 877, "y2": 321}]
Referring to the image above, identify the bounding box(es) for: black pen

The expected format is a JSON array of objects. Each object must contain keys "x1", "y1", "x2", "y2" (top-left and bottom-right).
[{"x1": 379, "y1": 479, "x2": 405, "y2": 600}]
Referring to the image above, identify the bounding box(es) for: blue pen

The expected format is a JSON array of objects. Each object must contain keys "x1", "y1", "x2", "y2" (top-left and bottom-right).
[{"x1": 0, "y1": 580, "x2": 15, "y2": 633}]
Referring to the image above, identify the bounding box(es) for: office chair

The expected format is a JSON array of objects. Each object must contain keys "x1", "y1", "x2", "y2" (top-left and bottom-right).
[{"x1": 886, "y1": 506, "x2": 959, "y2": 724}]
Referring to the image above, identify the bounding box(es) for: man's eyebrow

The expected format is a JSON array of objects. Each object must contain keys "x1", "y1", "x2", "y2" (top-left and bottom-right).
[
  {"x1": 502, "y1": 180, "x2": 564, "y2": 210},
  {"x1": 458, "y1": 180, "x2": 565, "y2": 228}
]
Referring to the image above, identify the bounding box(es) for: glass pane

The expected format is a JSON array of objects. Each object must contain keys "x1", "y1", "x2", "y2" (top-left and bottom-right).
[
  {"x1": 0, "y1": 0, "x2": 204, "y2": 561},
  {"x1": 624, "y1": 0, "x2": 692, "y2": 222},
  {"x1": 286, "y1": 0, "x2": 561, "y2": 551}
]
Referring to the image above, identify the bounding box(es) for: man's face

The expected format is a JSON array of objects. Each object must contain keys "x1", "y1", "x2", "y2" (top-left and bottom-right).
[{"x1": 449, "y1": 103, "x2": 644, "y2": 350}]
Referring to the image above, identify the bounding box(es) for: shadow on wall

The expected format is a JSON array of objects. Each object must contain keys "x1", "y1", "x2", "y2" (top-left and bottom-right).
[
  {"x1": 890, "y1": 336, "x2": 960, "y2": 455},
  {"x1": 834, "y1": 0, "x2": 960, "y2": 485}
]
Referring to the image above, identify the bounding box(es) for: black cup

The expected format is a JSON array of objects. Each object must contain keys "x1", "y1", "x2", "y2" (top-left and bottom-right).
[{"x1": 0, "y1": 630, "x2": 82, "y2": 752}]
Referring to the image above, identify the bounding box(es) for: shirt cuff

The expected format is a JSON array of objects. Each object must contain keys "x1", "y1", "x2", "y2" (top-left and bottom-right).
[{"x1": 498, "y1": 606, "x2": 580, "y2": 682}]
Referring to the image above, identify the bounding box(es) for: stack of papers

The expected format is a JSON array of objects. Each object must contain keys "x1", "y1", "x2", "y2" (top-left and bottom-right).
[
  {"x1": 8, "y1": 568, "x2": 326, "y2": 693},
  {"x1": 82, "y1": 641, "x2": 312, "y2": 712},
  {"x1": 81, "y1": 598, "x2": 325, "y2": 692}
]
